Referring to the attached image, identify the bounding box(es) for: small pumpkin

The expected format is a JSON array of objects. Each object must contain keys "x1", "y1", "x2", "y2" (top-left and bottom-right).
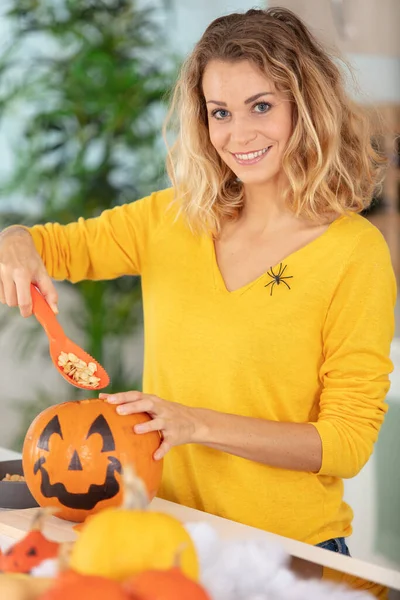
[
  {"x1": 0, "y1": 509, "x2": 59, "y2": 574},
  {"x1": 123, "y1": 566, "x2": 211, "y2": 600},
  {"x1": 68, "y1": 465, "x2": 199, "y2": 582},
  {"x1": 22, "y1": 399, "x2": 162, "y2": 522},
  {"x1": 39, "y1": 570, "x2": 131, "y2": 600},
  {"x1": 0, "y1": 574, "x2": 53, "y2": 600}
]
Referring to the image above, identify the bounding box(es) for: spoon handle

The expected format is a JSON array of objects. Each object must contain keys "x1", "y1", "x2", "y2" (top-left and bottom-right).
[{"x1": 31, "y1": 284, "x2": 65, "y2": 342}]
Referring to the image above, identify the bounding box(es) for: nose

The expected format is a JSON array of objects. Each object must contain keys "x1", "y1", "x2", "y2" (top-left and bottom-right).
[
  {"x1": 229, "y1": 115, "x2": 257, "y2": 147},
  {"x1": 68, "y1": 449, "x2": 83, "y2": 471}
]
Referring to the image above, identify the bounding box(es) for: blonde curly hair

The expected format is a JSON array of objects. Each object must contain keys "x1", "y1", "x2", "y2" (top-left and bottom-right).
[{"x1": 163, "y1": 7, "x2": 386, "y2": 234}]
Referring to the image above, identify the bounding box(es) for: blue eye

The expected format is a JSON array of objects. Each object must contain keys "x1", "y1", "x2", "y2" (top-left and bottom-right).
[
  {"x1": 211, "y1": 109, "x2": 230, "y2": 120},
  {"x1": 253, "y1": 102, "x2": 271, "y2": 113}
]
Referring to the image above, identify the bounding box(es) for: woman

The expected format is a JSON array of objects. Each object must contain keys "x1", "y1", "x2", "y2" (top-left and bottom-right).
[{"x1": 0, "y1": 8, "x2": 396, "y2": 557}]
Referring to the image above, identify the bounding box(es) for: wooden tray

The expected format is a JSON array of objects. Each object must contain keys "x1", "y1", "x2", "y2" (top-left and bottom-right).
[
  {"x1": 0, "y1": 508, "x2": 77, "y2": 543},
  {"x1": 0, "y1": 497, "x2": 189, "y2": 545}
]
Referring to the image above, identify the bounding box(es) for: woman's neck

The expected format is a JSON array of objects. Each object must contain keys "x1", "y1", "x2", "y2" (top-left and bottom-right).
[{"x1": 238, "y1": 181, "x2": 295, "y2": 235}]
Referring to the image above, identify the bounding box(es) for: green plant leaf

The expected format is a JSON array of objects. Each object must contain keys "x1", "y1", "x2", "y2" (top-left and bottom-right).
[{"x1": 0, "y1": 0, "x2": 178, "y2": 446}]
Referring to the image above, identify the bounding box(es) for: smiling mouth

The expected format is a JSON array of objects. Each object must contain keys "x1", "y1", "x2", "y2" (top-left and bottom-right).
[
  {"x1": 33, "y1": 455, "x2": 122, "y2": 510},
  {"x1": 231, "y1": 146, "x2": 272, "y2": 165}
]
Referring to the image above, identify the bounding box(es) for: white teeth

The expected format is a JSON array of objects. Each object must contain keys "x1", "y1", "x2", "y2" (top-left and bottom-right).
[{"x1": 235, "y1": 147, "x2": 269, "y2": 161}]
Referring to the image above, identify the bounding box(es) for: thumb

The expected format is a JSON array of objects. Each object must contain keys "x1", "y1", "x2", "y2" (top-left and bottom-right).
[{"x1": 35, "y1": 273, "x2": 59, "y2": 314}]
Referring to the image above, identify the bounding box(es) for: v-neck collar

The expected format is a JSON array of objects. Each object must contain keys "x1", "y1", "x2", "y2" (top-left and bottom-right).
[{"x1": 208, "y1": 214, "x2": 346, "y2": 296}]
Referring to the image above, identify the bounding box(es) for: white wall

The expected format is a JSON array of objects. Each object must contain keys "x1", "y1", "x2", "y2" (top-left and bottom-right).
[
  {"x1": 164, "y1": 0, "x2": 265, "y2": 55},
  {"x1": 346, "y1": 54, "x2": 400, "y2": 104}
]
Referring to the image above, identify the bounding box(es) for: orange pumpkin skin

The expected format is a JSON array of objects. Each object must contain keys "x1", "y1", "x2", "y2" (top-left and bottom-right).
[
  {"x1": 22, "y1": 399, "x2": 162, "y2": 522},
  {"x1": 0, "y1": 530, "x2": 59, "y2": 574},
  {"x1": 41, "y1": 570, "x2": 131, "y2": 600},
  {"x1": 123, "y1": 567, "x2": 211, "y2": 600}
]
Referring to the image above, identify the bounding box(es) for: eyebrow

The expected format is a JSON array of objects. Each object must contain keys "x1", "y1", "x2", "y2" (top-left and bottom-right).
[{"x1": 206, "y1": 92, "x2": 274, "y2": 107}]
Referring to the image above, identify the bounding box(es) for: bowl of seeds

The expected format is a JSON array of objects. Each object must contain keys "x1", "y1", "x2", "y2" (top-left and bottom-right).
[{"x1": 0, "y1": 459, "x2": 38, "y2": 509}]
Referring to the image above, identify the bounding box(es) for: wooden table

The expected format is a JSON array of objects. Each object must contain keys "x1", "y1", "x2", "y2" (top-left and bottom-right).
[{"x1": 1, "y1": 447, "x2": 399, "y2": 594}]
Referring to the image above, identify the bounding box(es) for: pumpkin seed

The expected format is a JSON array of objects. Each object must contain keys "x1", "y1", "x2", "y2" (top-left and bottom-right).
[
  {"x1": 57, "y1": 352, "x2": 100, "y2": 388},
  {"x1": 2, "y1": 473, "x2": 25, "y2": 481}
]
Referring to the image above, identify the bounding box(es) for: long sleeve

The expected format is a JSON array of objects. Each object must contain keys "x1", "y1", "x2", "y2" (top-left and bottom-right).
[
  {"x1": 27, "y1": 193, "x2": 155, "y2": 282},
  {"x1": 311, "y1": 227, "x2": 397, "y2": 479}
]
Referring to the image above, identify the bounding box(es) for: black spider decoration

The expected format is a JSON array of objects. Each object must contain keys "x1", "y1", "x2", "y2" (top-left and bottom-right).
[{"x1": 264, "y1": 263, "x2": 293, "y2": 296}]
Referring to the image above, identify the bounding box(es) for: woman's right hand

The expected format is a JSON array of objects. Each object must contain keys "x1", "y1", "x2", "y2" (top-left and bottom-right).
[{"x1": 0, "y1": 227, "x2": 58, "y2": 317}]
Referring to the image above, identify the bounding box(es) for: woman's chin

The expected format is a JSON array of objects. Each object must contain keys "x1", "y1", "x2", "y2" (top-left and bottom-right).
[{"x1": 232, "y1": 171, "x2": 280, "y2": 187}]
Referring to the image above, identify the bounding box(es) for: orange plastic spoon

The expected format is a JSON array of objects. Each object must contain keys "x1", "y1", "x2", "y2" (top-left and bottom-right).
[{"x1": 30, "y1": 283, "x2": 110, "y2": 390}]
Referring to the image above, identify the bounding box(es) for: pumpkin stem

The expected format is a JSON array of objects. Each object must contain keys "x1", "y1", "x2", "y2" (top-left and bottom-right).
[
  {"x1": 122, "y1": 463, "x2": 150, "y2": 510},
  {"x1": 58, "y1": 541, "x2": 75, "y2": 572},
  {"x1": 172, "y1": 542, "x2": 188, "y2": 568},
  {"x1": 31, "y1": 507, "x2": 58, "y2": 532}
]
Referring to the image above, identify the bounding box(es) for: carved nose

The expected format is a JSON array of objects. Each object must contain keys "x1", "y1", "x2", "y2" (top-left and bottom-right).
[{"x1": 68, "y1": 450, "x2": 83, "y2": 471}]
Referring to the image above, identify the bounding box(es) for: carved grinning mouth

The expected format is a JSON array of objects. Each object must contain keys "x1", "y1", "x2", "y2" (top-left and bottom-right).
[{"x1": 33, "y1": 455, "x2": 122, "y2": 510}]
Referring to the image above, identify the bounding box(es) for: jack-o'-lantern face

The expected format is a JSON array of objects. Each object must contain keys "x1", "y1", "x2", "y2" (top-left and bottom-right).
[
  {"x1": 22, "y1": 399, "x2": 163, "y2": 523},
  {"x1": 0, "y1": 529, "x2": 59, "y2": 574},
  {"x1": 33, "y1": 413, "x2": 122, "y2": 511}
]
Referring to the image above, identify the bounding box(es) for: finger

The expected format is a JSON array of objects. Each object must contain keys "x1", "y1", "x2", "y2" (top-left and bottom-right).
[
  {"x1": 134, "y1": 418, "x2": 164, "y2": 434},
  {"x1": 104, "y1": 391, "x2": 142, "y2": 404},
  {"x1": 117, "y1": 399, "x2": 155, "y2": 415},
  {"x1": 2, "y1": 275, "x2": 18, "y2": 308},
  {"x1": 0, "y1": 279, "x2": 4, "y2": 304},
  {"x1": 35, "y1": 273, "x2": 58, "y2": 314},
  {"x1": 154, "y1": 441, "x2": 171, "y2": 460},
  {"x1": 13, "y1": 272, "x2": 33, "y2": 318}
]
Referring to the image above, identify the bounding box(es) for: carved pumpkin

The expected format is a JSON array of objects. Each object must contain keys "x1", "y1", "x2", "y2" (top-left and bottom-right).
[
  {"x1": 69, "y1": 466, "x2": 199, "y2": 582},
  {"x1": 123, "y1": 566, "x2": 211, "y2": 600},
  {"x1": 22, "y1": 399, "x2": 162, "y2": 522},
  {"x1": 0, "y1": 509, "x2": 59, "y2": 574},
  {"x1": 40, "y1": 570, "x2": 131, "y2": 600}
]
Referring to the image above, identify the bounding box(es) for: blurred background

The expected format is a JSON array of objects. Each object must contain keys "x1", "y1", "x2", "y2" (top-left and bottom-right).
[{"x1": 0, "y1": 0, "x2": 398, "y2": 575}]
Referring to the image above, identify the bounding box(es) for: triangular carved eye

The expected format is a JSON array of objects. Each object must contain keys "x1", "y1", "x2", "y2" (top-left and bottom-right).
[
  {"x1": 86, "y1": 415, "x2": 115, "y2": 452},
  {"x1": 37, "y1": 416, "x2": 63, "y2": 451},
  {"x1": 26, "y1": 547, "x2": 37, "y2": 557}
]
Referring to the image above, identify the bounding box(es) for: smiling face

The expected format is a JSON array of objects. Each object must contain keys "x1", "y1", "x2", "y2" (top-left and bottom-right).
[
  {"x1": 202, "y1": 60, "x2": 293, "y2": 189},
  {"x1": 0, "y1": 529, "x2": 59, "y2": 574},
  {"x1": 22, "y1": 399, "x2": 163, "y2": 522}
]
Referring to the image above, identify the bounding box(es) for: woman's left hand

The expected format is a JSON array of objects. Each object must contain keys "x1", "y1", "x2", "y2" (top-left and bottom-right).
[{"x1": 99, "y1": 391, "x2": 200, "y2": 460}]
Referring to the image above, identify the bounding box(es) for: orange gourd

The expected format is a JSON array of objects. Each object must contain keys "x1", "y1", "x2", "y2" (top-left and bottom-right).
[
  {"x1": 123, "y1": 566, "x2": 211, "y2": 600},
  {"x1": 22, "y1": 399, "x2": 162, "y2": 522},
  {"x1": 0, "y1": 509, "x2": 59, "y2": 574},
  {"x1": 40, "y1": 570, "x2": 131, "y2": 600}
]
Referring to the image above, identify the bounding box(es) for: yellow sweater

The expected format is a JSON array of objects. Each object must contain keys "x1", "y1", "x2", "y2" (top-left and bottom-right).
[{"x1": 28, "y1": 187, "x2": 396, "y2": 544}]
